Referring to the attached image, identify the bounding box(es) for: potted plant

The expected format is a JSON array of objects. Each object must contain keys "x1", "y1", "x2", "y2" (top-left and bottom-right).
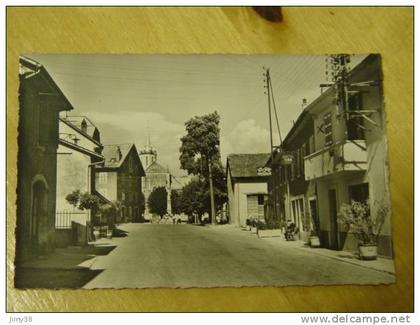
[{"x1": 338, "y1": 200, "x2": 387, "y2": 260}]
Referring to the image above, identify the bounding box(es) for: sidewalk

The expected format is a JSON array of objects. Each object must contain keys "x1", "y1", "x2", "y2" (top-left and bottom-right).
[
  {"x1": 261, "y1": 234, "x2": 395, "y2": 275},
  {"x1": 19, "y1": 238, "x2": 116, "y2": 270},
  {"x1": 210, "y1": 224, "x2": 395, "y2": 275},
  {"x1": 15, "y1": 238, "x2": 117, "y2": 288}
]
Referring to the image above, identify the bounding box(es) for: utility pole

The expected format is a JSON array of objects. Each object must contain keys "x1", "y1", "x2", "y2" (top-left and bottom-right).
[
  {"x1": 264, "y1": 67, "x2": 277, "y2": 223},
  {"x1": 208, "y1": 159, "x2": 216, "y2": 225},
  {"x1": 264, "y1": 68, "x2": 274, "y2": 156}
]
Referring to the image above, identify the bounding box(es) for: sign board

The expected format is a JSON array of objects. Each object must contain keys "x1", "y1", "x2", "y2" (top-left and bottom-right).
[
  {"x1": 281, "y1": 154, "x2": 294, "y2": 165},
  {"x1": 257, "y1": 167, "x2": 271, "y2": 176}
]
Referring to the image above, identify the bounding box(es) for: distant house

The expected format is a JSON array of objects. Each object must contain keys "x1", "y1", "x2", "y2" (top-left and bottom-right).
[
  {"x1": 17, "y1": 56, "x2": 73, "y2": 262},
  {"x1": 95, "y1": 144, "x2": 145, "y2": 223},
  {"x1": 139, "y1": 137, "x2": 172, "y2": 220},
  {"x1": 55, "y1": 116, "x2": 104, "y2": 244},
  {"x1": 226, "y1": 153, "x2": 270, "y2": 227},
  {"x1": 265, "y1": 110, "x2": 316, "y2": 240}
]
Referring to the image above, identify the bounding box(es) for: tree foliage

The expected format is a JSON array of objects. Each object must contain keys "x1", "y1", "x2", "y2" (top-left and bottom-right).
[
  {"x1": 179, "y1": 178, "x2": 207, "y2": 218},
  {"x1": 171, "y1": 189, "x2": 183, "y2": 215},
  {"x1": 65, "y1": 190, "x2": 81, "y2": 208},
  {"x1": 148, "y1": 186, "x2": 168, "y2": 217},
  {"x1": 99, "y1": 201, "x2": 121, "y2": 227},
  {"x1": 79, "y1": 192, "x2": 101, "y2": 211},
  {"x1": 179, "y1": 112, "x2": 227, "y2": 222},
  {"x1": 65, "y1": 190, "x2": 101, "y2": 211},
  {"x1": 180, "y1": 111, "x2": 221, "y2": 176}
]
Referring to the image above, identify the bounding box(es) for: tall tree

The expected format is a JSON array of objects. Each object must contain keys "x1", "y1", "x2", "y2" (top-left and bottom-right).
[
  {"x1": 179, "y1": 178, "x2": 207, "y2": 223},
  {"x1": 147, "y1": 187, "x2": 167, "y2": 217},
  {"x1": 171, "y1": 189, "x2": 183, "y2": 215},
  {"x1": 179, "y1": 111, "x2": 221, "y2": 225}
]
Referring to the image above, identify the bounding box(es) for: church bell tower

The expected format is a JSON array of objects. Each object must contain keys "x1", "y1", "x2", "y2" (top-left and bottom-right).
[{"x1": 139, "y1": 134, "x2": 157, "y2": 169}]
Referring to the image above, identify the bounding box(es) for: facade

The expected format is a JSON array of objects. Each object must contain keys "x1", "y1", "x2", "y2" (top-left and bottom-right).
[
  {"x1": 226, "y1": 153, "x2": 270, "y2": 227},
  {"x1": 16, "y1": 56, "x2": 73, "y2": 262},
  {"x1": 139, "y1": 137, "x2": 172, "y2": 220},
  {"x1": 56, "y1": 116, "x2": 104, "y2": 228},
  {"x1": 95, "y1": 144, "x2": 145, "y2": 223},
  {"x1": 266, "y1": 110, "x2": 316, "y2": 240},
  {"x1": 303, "y1": 54, "x2": 392, "y2": 256}
]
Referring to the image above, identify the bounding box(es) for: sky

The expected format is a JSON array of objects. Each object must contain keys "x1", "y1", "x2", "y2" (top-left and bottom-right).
[{"x1": 27, "y1": 53, "x2": 367, "y2": 177}]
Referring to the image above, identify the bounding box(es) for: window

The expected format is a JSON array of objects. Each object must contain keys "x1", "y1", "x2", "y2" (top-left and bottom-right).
[
  {"x1": 309, "y1": 134, "x2": 315, "y2": 154},
  {"x1": 296, "y1": 149, "x2": 301, "y2": 178},
  {"x1": 257, "y1": 194, "x2": 265, "y2": 205},
  {"x1": 122, "y1": 192, "x2": 126, "y2": 201},
  {"x1": 349, "y1": 183, "x2": 369, "y2": 202},
  {"x1": 347, "y1": 92, "x2": 365, "y2": 140},
  {"x1": 98, "y1": 172, "x2": 108, "y2": 185},
  {"x1": 290, "y1": 152, "x2": 296, "y2": 181},
  {"x1": 296, "y1": 147, "x2": 305, "y2": 178},
  {"x1": 323, "y1": 112, "x2": 333, "y2": 147}
]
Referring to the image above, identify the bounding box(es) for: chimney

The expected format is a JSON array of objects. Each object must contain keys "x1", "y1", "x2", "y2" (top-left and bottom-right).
[
  {"x1": 81, "y1": 118, "x2": 87, "y2": 133},
  {"x1": 302, "y1": 98, "x2": 308, "y2": 110},
  {"x1": 117, "y1": 147, "x2": 122, "y2": 161}
]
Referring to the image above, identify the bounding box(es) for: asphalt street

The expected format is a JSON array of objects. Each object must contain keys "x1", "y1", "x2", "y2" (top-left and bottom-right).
[{"x1": 84, "y1": 223, "x2": 395, "y2": 288}]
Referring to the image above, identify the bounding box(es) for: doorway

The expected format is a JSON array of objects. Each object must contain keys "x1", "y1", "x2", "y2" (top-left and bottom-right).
[
  {"x1": 31, "y1": 180, "x2": 48, "y2": 254},
  {"x1": 309, "y1": 198, "x2": 320, "y2": 237},
  {"x1": 328, "y1": 189, "x2": 339, "y2": 250}
]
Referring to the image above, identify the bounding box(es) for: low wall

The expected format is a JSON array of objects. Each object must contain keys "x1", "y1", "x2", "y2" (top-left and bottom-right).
[{"x1": 54, "y1": 229, "x2": 73, "y2": 248}]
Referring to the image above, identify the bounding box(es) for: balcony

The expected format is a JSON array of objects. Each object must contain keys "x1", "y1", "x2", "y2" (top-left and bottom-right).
[{"x1": 304, "y1": 140, "x2": 367, "y2": 181}]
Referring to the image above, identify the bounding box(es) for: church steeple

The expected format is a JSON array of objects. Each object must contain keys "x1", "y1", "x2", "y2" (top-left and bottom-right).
[{"x1": 139, "y1": 129, "x2": 157, "y2": 169}]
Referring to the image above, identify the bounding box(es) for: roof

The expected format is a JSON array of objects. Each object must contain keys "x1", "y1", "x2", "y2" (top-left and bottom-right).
[
  {"x1": 146, "y1": 161, "x2": 168, "y2": 174},
  {"x1": 59, "y1": 138, "x2": 103, "y2": 160},
  {"x1": 59, "y1": 117, "x2": 102, "y2": 147},
  {"x1": 227, "y1": 153, "x2": 271, "y2": 178},
  {"x1": 92, "y1": 190, "x2": 111, "y2": 204},
  {"x1": 19, "y1": 56, "x2": 73, "y2": 111},
  {"x1": 101, "y1": 144, "x2": 135, "y2": 168},
  {"x1": 282, "y1": 110, "x2": 313, "y2": 147}
]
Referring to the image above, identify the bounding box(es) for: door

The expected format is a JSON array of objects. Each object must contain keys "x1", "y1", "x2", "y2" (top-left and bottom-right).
[
  {"x1": 31, "y1": 181, "x2": 48, "y2": 254},
  {"x1": 309, "y1": 198, "x2": 320, "y2": 237},
  {"x1": 328, "y1": 189, "x2": 339, "y2": 250}
]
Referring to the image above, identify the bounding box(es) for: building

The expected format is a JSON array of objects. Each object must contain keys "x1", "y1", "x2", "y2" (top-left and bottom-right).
[
  {"x1": 54, "y1": 116, "x2": 105, "y2": 245},
  {"x1": 139, "y1": 137, "x2": 172, "y2": 221},
  {"x1": 303, "y1": 54, "x2": 392, "y2": 256},
  {"x1": 266, "y1": 109, "x2": 316, "y2": 240},
  {"x1": 226, "y1": 153, "x2": 270, "y2": 227},
  {"x1": 16, "y1": 56, "x2": 73, "y2": 262},
  {"x1": 95, "y1": 144, "x2": 145, "y2": 223}
]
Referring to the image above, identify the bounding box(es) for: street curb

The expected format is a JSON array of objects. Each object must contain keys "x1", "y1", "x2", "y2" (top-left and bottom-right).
[
  {"x1": 278, "y1": 241, "x2": 396, "y2": 276},
  {"x1": 242, "y1": 229, "x2": 396, "y2": 276}
]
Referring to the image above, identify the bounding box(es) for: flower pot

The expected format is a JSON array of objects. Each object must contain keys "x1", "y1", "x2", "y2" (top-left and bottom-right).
[
  {"x1": 250, "y1": 226, "x2": 258, "y2": 234},
  {"x1": 359, "y1": 245, "x2": 378, "y2": 260},
  {"x1": 106, "y1": 229, "x2": 113, "y2": 239},
  {"x1": 309, "y1": 235, "x2": 321, "y2": 248},
  {"x1": 258, "y1": 229, "x2": 282, "y2": 238}
]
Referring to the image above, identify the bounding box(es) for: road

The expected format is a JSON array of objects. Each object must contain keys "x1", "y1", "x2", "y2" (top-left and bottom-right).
[{"x1": 84, "y1": 223, "x2": 395, "y2": 288}]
